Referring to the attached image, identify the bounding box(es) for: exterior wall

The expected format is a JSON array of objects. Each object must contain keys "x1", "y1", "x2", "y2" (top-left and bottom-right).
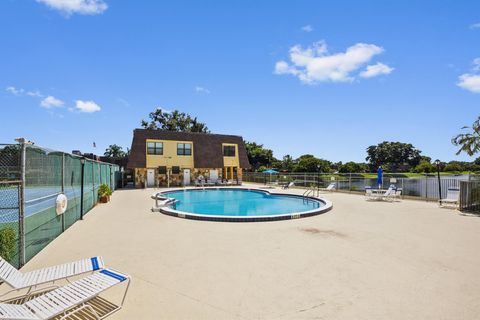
[
  {"x1": 133, "y1": 140, "x2": 245, "y2": 188},
  {"x1": 222, "y1": 143, "x2": 239, "y2": 167},
  {"x1": 134, "y1": 168, "x2": 147, "y2": 188},
  {"x1": 146, "y1": 139, "x2": 194, "y2": 169}
]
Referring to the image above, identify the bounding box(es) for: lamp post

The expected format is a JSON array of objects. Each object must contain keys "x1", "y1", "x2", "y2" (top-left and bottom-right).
[
  {"x1": 80, "y1": 158, "x2": 85, "y2": 220},
  {"x1": 435, "y1": 159, "x2": 442, "y2": 202}
]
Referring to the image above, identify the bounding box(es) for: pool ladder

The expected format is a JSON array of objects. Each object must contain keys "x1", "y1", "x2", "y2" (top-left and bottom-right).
[{"x1": 302, "y1": 187, "x2": 317, "y2": 202}]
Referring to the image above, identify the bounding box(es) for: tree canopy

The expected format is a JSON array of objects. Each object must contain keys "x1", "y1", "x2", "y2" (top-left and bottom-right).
[
  {"x1": 245, "y1": 142, "x2": 275, "y2": 171},
  {"x1": 292, "y1": 155, "x2": 332, "y2": 173},
  {"x1": 338, "y1": 161, "x2": 368, "y2": 173},
  {"x1": 141, "y1": 108, "x2": 210, "y2": 133},
  {"x1": 366, "y1": 141, "x2": 422, "y2": 172}
]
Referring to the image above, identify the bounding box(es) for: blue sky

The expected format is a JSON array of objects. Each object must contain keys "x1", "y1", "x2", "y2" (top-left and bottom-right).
[{"x1": 1, "y1": 0, "x2": 479, "y2": 163}]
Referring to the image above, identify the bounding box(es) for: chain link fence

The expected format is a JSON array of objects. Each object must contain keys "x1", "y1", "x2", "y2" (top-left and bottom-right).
[{"x1": 0, "y1": 142, "x2": 119, "y2": 267}]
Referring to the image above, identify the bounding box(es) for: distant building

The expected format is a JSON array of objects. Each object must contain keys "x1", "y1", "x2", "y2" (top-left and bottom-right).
[
  {"x1": 72, "y1": 150, "x2": 82, "y2": 156},
  {"x1": 127, "y1": 129, "x2": 251, "y2": 187}
]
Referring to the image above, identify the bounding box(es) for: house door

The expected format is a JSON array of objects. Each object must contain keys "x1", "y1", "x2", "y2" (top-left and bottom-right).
[
  {"x1": 210, "y1": 169, "x2": 218, "y2": 182},
  {"x1": 147, "y1": 169, "x2": 155, "y2": 187},
  {"x1": 183, "y1": 169, "x2": 191, "y2": 186}
]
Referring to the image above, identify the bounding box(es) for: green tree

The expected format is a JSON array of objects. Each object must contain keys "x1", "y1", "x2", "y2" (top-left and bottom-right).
[
  {"x1": 444, "y1": 162, "x2": 463, "y2": 172},
  {"x1": 293, "y1": 155, "x2": 332, "y2": 173},
  {"x1": 141, "y1": 108, "x2": 210, "y2": 133},
  {"x1": 411, "y1": 160, "x2": 436, "y2": 173},
  {"x1": 245, "y1": 142, "x2": 275, "y2": 171},
  {"x1": 452, "y1": 116, "x2": 480, "y2": 156},
  {"x1": 366, "y1": 141, "x2": 423, "y2": 172},
  {"x1": 104, "y1": 144, "x2": 126, "y2": 158},
  {"x1": 280, "y1": 155, "x2": 295, "y2": 172},
  {"x1": 339, "y1": 161, "x2": 368, "y2": 173}
]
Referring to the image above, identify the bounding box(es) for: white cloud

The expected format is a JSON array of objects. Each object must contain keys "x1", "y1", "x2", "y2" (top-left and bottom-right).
[
  {"x1": 195, "y1": 86, "x2": 211, "y2": 94},
  {"x1": 458, "y1": 74, "x2": 480, "y2": 93},
  {"x1": 301, "y1": 25, "x2": 313, "y2": 32},
  {"x1": 457, "y1": 58, "x2": 480, "y2": 93},
  {"x1": 6, "y1": 86, "x2": 44, "y2": 97},
  {"x1": 26, "y1": 90, "x2": 44, "y2": 97},
  {"x1": 5, "y1": 86, "x2": 24, "y2": 95},
  {"x1": 274, "y1": 40, "x2": 390, "y2": 84},
  {"x1": 359, "y1": 62, "x2": 394, "y2": 78},
  {"x1": 36, "y1": 0, "x2": 108, "y2": 16},
  {"x1": 75, "y1": 100, "x2": 101, "y2": 113},
  {"x1": 470, "y1": 22, "x2": 480, "y2": 29},
  {"x1": 40, "y1": 95, "x2": 64, "y2": 108}
]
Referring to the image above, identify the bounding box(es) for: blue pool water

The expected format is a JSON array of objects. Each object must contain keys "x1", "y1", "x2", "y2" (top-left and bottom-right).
[{"x1": 162, "y1": 189, "x2": 323, "y2": 217}]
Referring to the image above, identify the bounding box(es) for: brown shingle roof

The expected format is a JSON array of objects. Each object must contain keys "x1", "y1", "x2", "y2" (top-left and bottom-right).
[{"x1": 127, "y1": 129, "x2": 251, "y2": 169}]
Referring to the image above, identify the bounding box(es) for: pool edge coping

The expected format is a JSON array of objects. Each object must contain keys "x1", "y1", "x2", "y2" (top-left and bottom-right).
[{"x1": 155, "y1": 187, "x2": 333, "y2": 222}]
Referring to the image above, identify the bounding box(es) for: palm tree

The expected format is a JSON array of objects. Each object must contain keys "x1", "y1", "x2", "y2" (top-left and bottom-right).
[
  {"x1": 104, "y1": 144, "x2": 126, "y2": 158},
  {"x1": 452, "y1": 116, "x2": 480, "y2": 156}
]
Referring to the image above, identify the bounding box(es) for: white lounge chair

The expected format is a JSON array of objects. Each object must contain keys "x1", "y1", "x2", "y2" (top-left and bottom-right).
[
  {"x1": 365, "y1": 186, "x2": 374, "y2": 200},
  {"x1": 380, "y1": 186, "x2": 397, "y2": 202},
  {"x1": 282, "y1": 182, "x2": 294, "y2": 189},
  {"x1": 319, "y1": 182, "x2": 336, "y2": 192},
  {"x1": 0, "y1": 268, "x2": 130, "y2": 320},
  {"x1": 365, "y1": 185, "x2": 396, "y2": 201},
  {"x1": 439, "y1": 188, "x2": 460, "y2": 208},
  {"x1": 0, "y1": 256, "x2": 104, "y2": 298}
]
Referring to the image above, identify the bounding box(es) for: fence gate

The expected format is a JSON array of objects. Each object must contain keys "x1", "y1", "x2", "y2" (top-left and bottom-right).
[{"x1": 460, "y1": 181, "x2": 480, "y2": 214}]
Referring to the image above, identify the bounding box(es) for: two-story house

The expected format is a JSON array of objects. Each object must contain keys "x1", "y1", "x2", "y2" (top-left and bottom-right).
[{"x1": 127, "y1": 129, "x2": 251, "y2": 187}]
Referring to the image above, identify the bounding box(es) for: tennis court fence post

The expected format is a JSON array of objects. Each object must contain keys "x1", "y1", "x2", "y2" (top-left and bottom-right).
[{"x1": 18, "y1": 141, "x2": 26, "y2": 267}]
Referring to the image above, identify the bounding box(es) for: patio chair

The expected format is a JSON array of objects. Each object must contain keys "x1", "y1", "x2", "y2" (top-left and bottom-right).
[
  {"x1": 379, "y1": 185, "x2": 397, "y2": 202},
  {"x1": 319, "y1": 182, "x2": 336, "y2": 192},
  {"x1": 365, "y1": 186, "x2": 374, "y2": 200},
  {"x1": 439, "y1": 188, "x2": 460, "y2": 208},
  {"x1": 282, "y1": 182, "x2": 295, "y2": 189},
  {"x1": 0, "y1": 256, "x2": 104, "y2": 299},
  {"x1": 0, "y1": 268, "x2": 130, "y2": 320},
  {"x1": 393, "y1": 188, "x2": 402, "y2": 200}
]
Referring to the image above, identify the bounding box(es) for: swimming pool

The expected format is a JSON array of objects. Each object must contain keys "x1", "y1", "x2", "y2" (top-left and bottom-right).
[{"x1": 158, "y1": 188, "x2": 332, "y2": 222}]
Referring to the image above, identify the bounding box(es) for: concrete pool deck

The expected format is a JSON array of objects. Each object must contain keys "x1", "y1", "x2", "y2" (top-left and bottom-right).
[{"x1": 15, "y1": 184, "x2": 480, "y2": 319}]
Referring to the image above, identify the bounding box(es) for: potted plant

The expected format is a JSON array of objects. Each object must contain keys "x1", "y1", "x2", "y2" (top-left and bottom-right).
[{"x1": 98, "y1": 184, "x2": 112, "y2": 203}]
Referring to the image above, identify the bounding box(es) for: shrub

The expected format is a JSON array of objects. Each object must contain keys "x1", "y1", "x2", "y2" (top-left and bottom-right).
[
  {"x1": 98, "y1": 184, "x2": 112, "y2": 198},
  {"x1": 0, "y1": 228, "x2": 17, "y2": 262}
]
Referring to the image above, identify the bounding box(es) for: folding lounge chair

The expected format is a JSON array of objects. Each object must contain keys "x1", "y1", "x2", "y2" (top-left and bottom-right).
[
  {"x1": 0, "y1": 256, "x2": 104, "y2": 299},
  {"x1": 365, "y1": 186, "x2": 374, "y2": 200},
  {"x1": 439, "y1": 188, "x2": 460, "y2": 208},
  {"x1": 0, "y1": 268, "x2": 130, "y2": 320},
  {"x1": 379, "y1": 186, "x2": 396, "y2": 202},
  {"x1": 320, "y1": 182, "x2": 336, "y2": 192},
  {"x1": 282, "y1": 182, "x2": 294, "y2": 189}
]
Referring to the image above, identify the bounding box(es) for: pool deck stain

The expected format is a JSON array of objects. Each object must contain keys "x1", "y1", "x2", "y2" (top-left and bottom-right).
[{"x1": 9, "y1": 184, "x2": 480, "y2": 319}]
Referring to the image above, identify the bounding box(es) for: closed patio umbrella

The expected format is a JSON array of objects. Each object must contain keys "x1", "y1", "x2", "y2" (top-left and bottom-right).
[{"x1": 377, "y1": 166, "x2": 383, "y2": 189}]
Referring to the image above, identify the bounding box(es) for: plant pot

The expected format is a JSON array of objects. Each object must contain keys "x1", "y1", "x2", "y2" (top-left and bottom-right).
[{"x1": 99, "y1": 196, "x2": 109, "y2": 203}]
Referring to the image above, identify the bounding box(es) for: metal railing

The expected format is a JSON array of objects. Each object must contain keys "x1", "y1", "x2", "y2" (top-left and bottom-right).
[
  {"x1": 460, "y1": 181, "x2": 480, "y2": 214},
  {"x1": 243, "y1": 172, "x2": 469, "y2": 200}
]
